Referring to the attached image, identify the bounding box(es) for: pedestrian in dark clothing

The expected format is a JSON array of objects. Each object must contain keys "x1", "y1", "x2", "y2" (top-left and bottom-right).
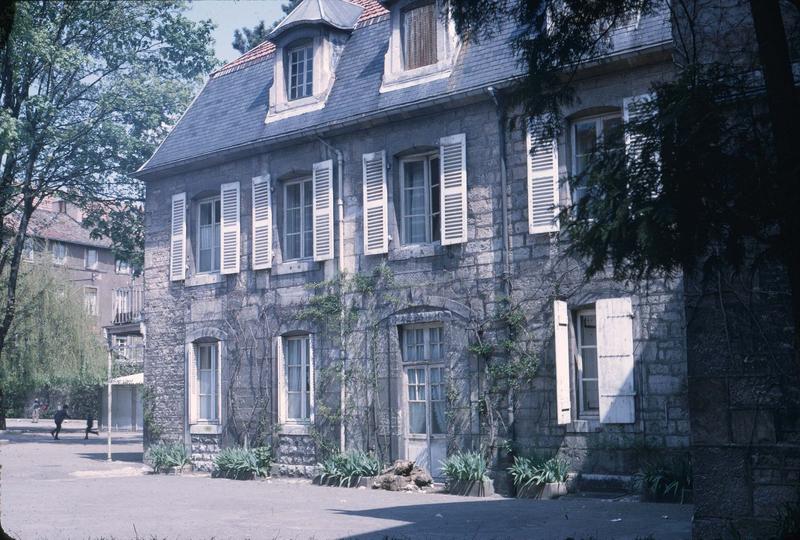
[
  {"x1": 84, "y1": 414, "x2": 99, "y2": 439},
  {"x1": 51, "y1": 405, "x2": 69, "y2": 440}
]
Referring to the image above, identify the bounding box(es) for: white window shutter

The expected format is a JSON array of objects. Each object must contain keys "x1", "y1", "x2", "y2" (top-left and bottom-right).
[
  {"x1": 187, "y1": 344, "x2": 198, "y2": 425},
  {"x1": 312, "y1": 159, "x2": 334, "y2": 261},
  {"x1": 553, "y1": 300, "x2": 571, "y2": 425},
  {"x1": 527, "y1": 124, "x2": 559, "y2": 234},
  {"x1": 220, "y1": 181, "x2": 240, "y2": 274},
  {"x1": 439, "y1": 133, "x2": 468, "y2": 245},
  {"x1": 596, "y1": 297, "x2": 636, "y2": 424},
  {"x1": 275, "y1": 336, "x2": 285, "y2": 424},
  {"x1": 251, "y1": 175, "x2": 272, "y2": 270},
  {"x1": 362, "y1": 151, "x2": 388, "y2": 255},
  {"x1": 170, "y1": 193, "x2": 186, "y2": 281}
]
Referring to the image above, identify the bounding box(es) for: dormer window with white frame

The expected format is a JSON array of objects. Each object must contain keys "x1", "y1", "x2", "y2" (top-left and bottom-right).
[
  {"x1": 287, "y1": 41, "x2": 314, "y2": 100},
  {"x1": 381, "y1": 0, "x2": 460, "y2": 93}
]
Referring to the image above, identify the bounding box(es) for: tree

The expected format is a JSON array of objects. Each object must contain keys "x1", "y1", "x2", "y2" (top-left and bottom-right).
[
  {"x1": 0, "y1": 0, "x2": 217, "y2": 429},
  {"x1": 231, "y1": 0, "x2": 302, "y2": 54},
  {"x1": 448, "y1": 0, "x2": 800, "y2": 361}
]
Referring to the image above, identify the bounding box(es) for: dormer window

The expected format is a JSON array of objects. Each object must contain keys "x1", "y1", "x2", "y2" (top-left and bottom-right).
[
  {"x1": 288, "y1": 41, "x2": 314, "y2": 100},
  {"x1": 402, "y1": 2, "x2": 437, "y2": 70}
]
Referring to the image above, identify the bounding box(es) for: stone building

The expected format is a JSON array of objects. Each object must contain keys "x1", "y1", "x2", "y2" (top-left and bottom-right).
[{"x1": 136, "y1": 0, "x2": 689, "y2": 486}]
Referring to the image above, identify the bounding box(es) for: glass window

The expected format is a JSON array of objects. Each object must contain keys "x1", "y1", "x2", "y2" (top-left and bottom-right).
[
  {"x1": 85, "y1": 249, "x2": 98, "y2": 270},
  {"x1": 402, "y1": 2, "x2": 438, "y2": 70},
  {"x1": 115, "y1": 259, "x2": 130, "y2": 274},
  {"x1": 576, "y1": 310, "x2": 599, "y2": 415},
  {"x1": 51, "y1": 242, "x2": 66, "y2": 264},
  {"x1": 288, "y1": 42, "x2": 314, "y2": 100},
  {"x1": 115, "y1": 336, "x2": 129, "y2": 360},
  {"x1": 283, "y1": 179, "x2": 313, "y2": 260},
  {"x1": 402, "y1": 324, "x2": 444, "y2": 363},
  {"x1": 285, "y1": 335, "x2": 312, "y2": 422},
  {"x1": 429, "y1": 366, "x2": 445, "y2": 434},
  {"x1": 408, "y1": 367, "x2": 427, "y2": 434},
  {"x1": 23, "y1": 238, "x2": 36, "y2": 261},
  {"x1": 572, "y1": 113, "x2": 623, "y2": 205},
  {"x1": 401, "y1": 155, "x2": 441, "y2": 245},
  {"x1": 197, "y1": 198, "x2": 221, "y2": 273},
  {"x1": 84, "y1": 287, "x2": 98, "y2": 316},
  {"x1": 196, "y1": 342, "x2": 218, "y2": 422}
]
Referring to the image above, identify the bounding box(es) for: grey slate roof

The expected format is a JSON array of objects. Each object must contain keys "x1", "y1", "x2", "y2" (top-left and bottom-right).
[
  {"x1": 138, "y1": 5, "x2": 671, "y2": 175},
  {"x1": 27, "y1": 210, "x2": 112, "y2": 249},
  {"x1": 270, "y1": 0, "x2": 364, "y2": 39}
]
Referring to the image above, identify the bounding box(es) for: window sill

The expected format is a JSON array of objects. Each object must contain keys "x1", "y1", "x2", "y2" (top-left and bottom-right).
[
  {"x1": 388, "y1": 242, "x2": 441, "y2": 261},
  {"x1": 565, "y1": 418, "x2": 602, "y2": 433},
  {"x1": 380, "y1": 63, "x2": 453, "y2": 93},
  {"x1": 190, "y1": 423, "x2": 222, "y2": 435},
  {"x1": 266, "y1": 94, "x2": 327, "y2": 124},
  {"x1": 279, "y1": 422, "x2": 311, "y2": 435},
  {"x1": 273, "y1": 259, "x2": 317, "y2": 276},
  {"x1": 185, "y1": 273, "x2": 224, "y2": 287}
]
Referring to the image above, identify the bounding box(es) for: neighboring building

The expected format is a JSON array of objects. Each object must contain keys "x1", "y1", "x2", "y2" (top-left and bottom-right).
[{"x1": 136, "y1": 0, "x2": 688, "y2": 487}]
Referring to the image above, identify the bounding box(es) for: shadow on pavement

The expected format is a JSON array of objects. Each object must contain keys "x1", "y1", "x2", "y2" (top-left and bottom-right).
[{"x1": 78, "y1": 451, "x2": 143, "y2": 463}]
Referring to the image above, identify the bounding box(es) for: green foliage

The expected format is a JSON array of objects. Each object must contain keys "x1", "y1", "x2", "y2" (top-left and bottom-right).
[
  {"x1": 633, "y1": 454, "x2": 692, "y2": 502},
  {"x1": 440, "y1": 451, "x2": 489, "y2": 483},
  {"x1": 82, "y1": 202, "x2": 144, "y2": 277},
  {"x1": 509, "y1": 455, "x2": 569, "y2": 488},
  {"x1": 232, "y1": 0, "x2": 303, "y2": 54},
  {"x1": 318, "y1": 450, "x2": 381, "y2": 487},
  {"x1": 776, "y1": 495, "x2": 800, "y2": 539},
  {"x1": 213, "y1": 446, "x2": 272, "y2": 480},
  {"x1": 146, "y1": 442, "x2": 190, "y2": 473}
]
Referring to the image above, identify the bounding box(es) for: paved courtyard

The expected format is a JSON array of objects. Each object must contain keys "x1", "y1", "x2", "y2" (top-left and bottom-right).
[{"x1": 0, "y1": 419, "x2": 692, "y2": 539}]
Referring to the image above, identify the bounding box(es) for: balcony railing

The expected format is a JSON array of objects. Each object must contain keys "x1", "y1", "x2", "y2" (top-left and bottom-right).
[{"x1": 112, "y1": 286, "x2": 143, "y2": 325}]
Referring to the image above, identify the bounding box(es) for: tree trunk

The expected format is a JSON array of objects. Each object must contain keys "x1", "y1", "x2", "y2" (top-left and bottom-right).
[{"x1": 749, "y1": 0, "x2": 800, "y2": 366}]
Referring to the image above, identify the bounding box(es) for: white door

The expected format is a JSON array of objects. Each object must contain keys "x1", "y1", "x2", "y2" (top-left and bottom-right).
[{"x1": 405, "y1": 365, "x2": 447, "y2": 478}]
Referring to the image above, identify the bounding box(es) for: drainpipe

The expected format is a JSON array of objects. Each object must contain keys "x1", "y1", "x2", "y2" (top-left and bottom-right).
[
  {"x1": 486, "y1": 86, "x2": 515, "y2": 448},
  {"x1": 317, "y1": 136, "x2": 347, "y2": 453}
]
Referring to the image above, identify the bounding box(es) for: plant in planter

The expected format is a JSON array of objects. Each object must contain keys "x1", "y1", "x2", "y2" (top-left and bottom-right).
[
  {"x1": 213, "y1": 446, "x2": 272, "y2": 480},
  {"x1": 441, "y1": 451, "x2": 493, "y2": 497},
  {"x1": 145, "y1": 441, "x2": 191, "y2": 474},
  {"x1": 317, "y1": 450, "x2": 381, "y2": 487},
  {"x1": 509, "y1": 455, "x2": 569, "y2": 499},
  {"x1": 634, "y1": 454, "x2": 692, "y2": 503}
]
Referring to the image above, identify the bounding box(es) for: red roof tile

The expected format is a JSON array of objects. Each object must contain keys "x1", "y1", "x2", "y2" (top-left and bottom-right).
[{"x1": 214, "y1": 0, "x2": 387, "y2": 77}]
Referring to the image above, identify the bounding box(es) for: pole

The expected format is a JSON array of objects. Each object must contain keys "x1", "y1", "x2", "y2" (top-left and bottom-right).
[{"x1": 107, "y1": 347, "x2": 112, "y2": 461}]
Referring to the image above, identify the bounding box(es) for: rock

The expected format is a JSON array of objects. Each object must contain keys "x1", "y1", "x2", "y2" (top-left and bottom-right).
[
  {"x1": 374, "y1": 473, "x2": 411, "y2": 491},
  {"x1": 392, "y1": 459, "x2": 415, "y2": 476},
  {"x1": 410, "y1": 467, "x2": 433, "y2": 487}
]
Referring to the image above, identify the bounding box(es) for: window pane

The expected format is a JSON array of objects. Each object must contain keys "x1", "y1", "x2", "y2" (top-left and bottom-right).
[
  {"x1": 288, "y1": 393, "x2": 301, "y2": 419},
  {"x1": 580, "y1": 315, "x2": 597, "y2": 346},
  {"x1": 198, "y1": 346, "x2": 211, "y2": 370},
  {"x1": 200, "y1": 370, "x2": 214, "y2": 395},
  {"x1": 409, "y1": 402, "x2": 426, "y2": 434},
  {"x1": 583, "y1": 380, "x2": 600, "y2": 411},
  {"x1": 582, "y1": 347, "x2": 598, "y2": 379},
  {"x1": 431, "y1": 401, "x2": 446, "y2": 434},
  {"x1": 603, "y1": 117, "x2": 624, "y2": 149},
  {"x1": 200, "y1": 202, "x2": 212, "y2": 225},
  {"x1": 574, "y1": 121, "x2": 598, "y2": 176}
]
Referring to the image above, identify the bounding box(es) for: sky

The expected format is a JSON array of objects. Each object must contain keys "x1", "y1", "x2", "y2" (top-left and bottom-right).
[{"x1": 185, "y1": 0, "x2": 289, "y2": 64}]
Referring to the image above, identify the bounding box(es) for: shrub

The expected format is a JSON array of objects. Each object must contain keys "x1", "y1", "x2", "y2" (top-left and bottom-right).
[
  {"x1": 633, "y1": 454, "x2": 692, "y2": 502},
  {"x1": 440, "y1": 451, "x2": 488, "y2": 483},
  {"x1": 146, "y1": 441, "x2": 190, "y2": 473},
  {"x1": 509, "y1": 455, "x2": 569, "y2": 488},
  {"x1": 318, "y1": 450, "x2": 381, "y2": 487},
  {"x1": 214, "y1": 446, "x2": 272, "y2": 480}
]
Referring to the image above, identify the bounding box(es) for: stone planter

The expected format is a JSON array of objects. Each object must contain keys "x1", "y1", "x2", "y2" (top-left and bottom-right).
[
  {"x1": 516, "y1": 482, "x2": 567, "y2": 499},
  {"x1": 447, "y1": 479, "x2": 494, "y2": 497},
  {"x1": 313, "y1": 475, "x2": 377, "y2": 488},
  {"x1": 152, "y1": 464, "x2": 189, "y2": 475}
]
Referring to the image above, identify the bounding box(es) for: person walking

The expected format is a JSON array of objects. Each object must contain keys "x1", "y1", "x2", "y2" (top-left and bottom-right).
[
  {"x1": 50, "y1": 405, "x2": 69, "y2": 440},
  {"x1": 84, "y1": 414, "x2": 99, "y2": 439},
  {"x1": 31, "y1": 399, "x2": 41, "y2": 423}
]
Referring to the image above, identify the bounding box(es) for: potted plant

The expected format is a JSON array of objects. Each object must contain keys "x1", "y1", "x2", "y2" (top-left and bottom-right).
[
  {"x1": 441, "y1": 451, "x2": 493, "y2": 497},
  {"x1": 213, "y1": 446, "x2": 272, "y2": 480},
  {"x1": 145, "y1": 441, "x2": 191, "y2": 475},
  {"x1": 314, "y1": 450, "x2": 381, "y2": 487},
  {"x1": 509, "y1": 455, "x2": 569, "y2": 499}
]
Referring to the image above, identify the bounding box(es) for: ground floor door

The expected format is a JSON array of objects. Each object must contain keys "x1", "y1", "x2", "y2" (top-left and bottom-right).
[{"x1": 404, "y1": 365, "x2": 446, "y2": 478}]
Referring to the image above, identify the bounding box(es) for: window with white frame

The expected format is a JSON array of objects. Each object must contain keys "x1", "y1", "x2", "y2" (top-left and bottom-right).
[
  {"x1": 571, "y1": 113, "x2": 623, "y2": 205},
  {"x1": 115, "y1": 259, "x2": 130, "y2": 274},
  {"x1": 51, "y1": 241, "x2": 66, "y2": 265},
  {"x1": 195, "y1": 342, "x2": 219, "y2": 422},
  {"x1": 84, "y1": 287, "x2": 98, "y2": 316},
  {"x1": 287, "y1": 42, "x2": 314, "y2": 101},
  {"x1": 575, "y1": 309, "x2": 599, "y2": 416},
  {"x1": 85, "y1": 248, "x2": 98, "y2": 270},
  {"x1": 402, "y1": 2, "x2": 438, "y2": 70},
  {"x1": 114, "y1": 336, "x2": 129, "y2": 360},
  {"x1": 400, "y1": 154, "x2": 441, "y2": 244},
  {"x1": 196, "y1": 197, "x2": 221, "y2": 273},
  {"x1": 402, "y1": 324, "x2": 445, "y2": 435},
  {"x1": 284, "y1": 335, "x2": 312, "y2": 422},
  {"x1": 283, "y1": 178, "x2": 313, "y2": 260}
]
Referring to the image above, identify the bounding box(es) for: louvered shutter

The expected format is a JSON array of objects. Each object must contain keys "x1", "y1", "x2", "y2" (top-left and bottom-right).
[
  {"x1": 362, "y1": 151, "x2": 388, "y2": 255},
  {"x1": 527, "y1": 124, "x2": 559, "y2": 234},
  {"x1": 187, "y1": 344, "x2": 198, "y2": 425},
  {"x1": 220, "y1": 182, "x2": 240, "y2": 274},
  {"x1": 251, "y1": 175, "x2": 272, "y2": 270},
  {"x1": 439, "y1": 134, "x2": 468, "y2": 245},
  {"x1": 170, "y1": 193, "x2": 186, "y2": 281},
  {"x1": 596, "y1": 297, "x2": 636, "y2": 424},
  {"x1": 623, "y1": 93, "x2": 660, "y2": 198},
  {"x1": 553, "y1": 300, "x2": 571, "y2": 425},
  {"x1": 275, "y1": 336, "x2": 285, "y2": 423},
  {"x1": 312, "y1": 160, "x2": 334, "y2": 261}
]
